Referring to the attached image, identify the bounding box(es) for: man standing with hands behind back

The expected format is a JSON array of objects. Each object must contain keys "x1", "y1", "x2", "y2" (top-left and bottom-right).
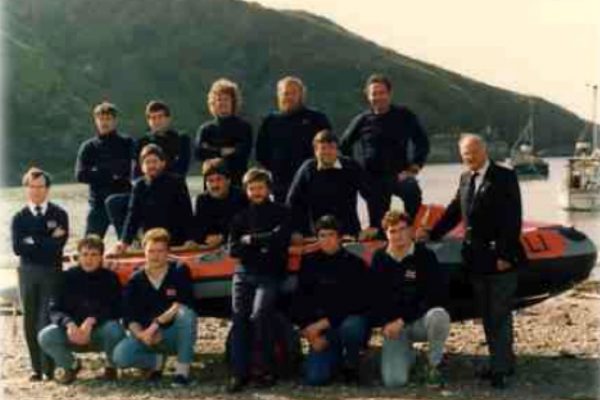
[{"x1": 417, "y1": 134, "x2": 524, "y2": 389}]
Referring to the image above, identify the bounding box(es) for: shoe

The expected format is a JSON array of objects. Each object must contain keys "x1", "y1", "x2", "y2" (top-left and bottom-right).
[
  {"x1": 171, "y1": 374, "x2": 191, "y2": 388},
  {"x1": 490, "y1": 373, "x2": 508, "y2": 389},
  {"x1": 476, "y1": 366, "x2": 515, "y2": 380},
  {"x1": 29, "y1": 373, "x2": 42, "y2": 382},
  {"x1": 225, "y1": 376, "x2": 248, "y2": 393},
  {"x1": 255, "y1": 373, "x2": 277, "y2": 388},
  {"x1": 102, "y1": 367, "x2": 118, "y2": 381},
  {"x1": 424, "y1": 365, "x2": 445, "y2": 388},
  {"x1": 143, "y1": 370, "x2": 163, "y2": 383},
  {"x1": 54, "y1": 360, "x2": 81, "y2": 385},
  {"x1": 341, "y1": 367, "x2": 360, "y2": 385}
]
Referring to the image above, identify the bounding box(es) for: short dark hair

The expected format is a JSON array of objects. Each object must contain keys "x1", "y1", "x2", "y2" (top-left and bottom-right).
[
  {"x1": 242, "y1": 168, "x2": 272, "y2": 189},
  {"x1": 93, "y1": 102, "x2": 118, "y2": 117},
  {"x1": 77, "y1": 235, "x2": 105, "y2": 254},
  {"x1": 145, "y1": 100, "x2": 171, "y2": 117},
  {"x1": 315, "y1": 215, "x2": 341, "y2": 234},
  {"x1": 381, "y1": 210, "x2": 412, "y2": 230},
  {"x1": 312, "y1": 130, "x2": 338, "y2": 145},
  {"x1": 202, "y1": 159, "x2": 230, "y2": 178},
  {"x1": 22, "y1": 167, "x2": 52, "y2": 188},
  {"x1": 139, "y1": 143, "x2": 166, "y2": 163},
  {"x1": 365, "y1": 73, "x2": 392, "y2": 93}
]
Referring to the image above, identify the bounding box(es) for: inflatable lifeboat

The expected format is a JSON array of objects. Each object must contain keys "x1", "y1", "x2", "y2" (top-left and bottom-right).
[{"x1": 100, "y1": 204, "x2": 597, "y2": 321}]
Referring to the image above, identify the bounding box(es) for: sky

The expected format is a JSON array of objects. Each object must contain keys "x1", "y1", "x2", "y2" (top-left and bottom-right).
[{"x1": 247, "y1": 0, "x2": 600, "y2": 121}]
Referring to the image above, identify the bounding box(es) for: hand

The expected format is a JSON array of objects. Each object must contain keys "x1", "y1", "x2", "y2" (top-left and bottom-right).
[
  {"x1": 138, "y1": 323, "x2": 162, "y2": 346},
  {"x1": 111, "y1": 241, "x2": 129, "y2": 255},
  {"x1": 221, "y1": 147, "x2": 236, "y2": 157},
  {"x1": 497, "y1": 258, "x2": 513, "y2": 272},
  {"x1": 240, "y1": 235, "x2": 252, "y2": 245},
  {"x1": 205, "y1": 234, "x2": 224, "y2": 247},
  {"x1": 358, "y1": 227, "x2": 379, "y2": 241},
  {"x1": 290, "y1": 232, "x2": 304, "y2": 246},
  {"x1": 414, "y1": 227, "x2": 430, "y2": 242},
  {"x1": 382, "y1": 318, "x2": 405, "y2": 340},
  {"x1": 80, "y1": 317, "x2": 97, "y2": 333},
  {"x1": 310, "y1": 335, "x2": 329, "y2": 352},
  {"x1": 182, "y1": 240, "x2": 199, "y2": 249},
  {"x1": 66, "y1": 323, "x2": 89, "y2": 346},
  {"x1": 398, "y1": 165, "x2": 420, "y2": 181},
  {"x1": 52, "y1": 227, "x2": 66, "y2": 238}
]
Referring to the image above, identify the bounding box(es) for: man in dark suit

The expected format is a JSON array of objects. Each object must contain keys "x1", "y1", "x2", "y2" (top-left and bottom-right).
[
  {"x1": 11, "y1": 168, "x2": 69, "y2": 381},
  {"x1": 417, "y1": 134, "x2": 523, "y2": 389}
]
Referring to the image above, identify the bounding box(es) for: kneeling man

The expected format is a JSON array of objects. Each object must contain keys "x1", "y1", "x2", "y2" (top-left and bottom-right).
[
  {"x1": 292, "y1": 215, "x2": 370, "y2": 386},
  {"x1": 112, "y1": 228, "x2": 197, "y2": 387},
  {"x1": 370, "y1": 210, "x2": 450, "y2": 387},
  {"x1": 38, "y1": 235, "x2": 125, "y2": 384}
]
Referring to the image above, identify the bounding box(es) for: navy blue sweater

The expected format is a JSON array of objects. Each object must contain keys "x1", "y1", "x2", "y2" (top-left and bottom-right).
[
  {"x1": 369, "y1": 244, "x2": 449, "y2": 326},
  {"x1": 122, "y1": 173, "x2": 193, "y2": 245},
  {"x1": 256, "y1": 107, "x2": 331, "y2": 191},
  {"x1": 49, "y1": 266, "x2": 122, "y2": 327},
  {"x1": 11, "y1": 203, "x2": 69, "y2": 270},
  {"x1": 122, "y1": 262, "x2": 194, "y2": 329},
  {"x1": 134, "y1": 129, "x2": 191, "y2": 178},
  {"x1": 229, "y1": 201, "x2": 292, "y2": 276},
  {"x1": 74, "y1": 131, "x2": 135, "y2": 204},
  {"x1": 340, "y1": 105, "x2": 429, "y2": 175},
  {"x1": 194, "y1": 116, "x2": 253, "y2": 184},
  {"x1": 192, "y1": 187, "x2": 248, "y2": 244},
  {"x1": 286, "y1": 156, "x2": 379, "y2": 236},
  {"x1": 292, "y1": 248, "x2": 370, "y2": 329}
]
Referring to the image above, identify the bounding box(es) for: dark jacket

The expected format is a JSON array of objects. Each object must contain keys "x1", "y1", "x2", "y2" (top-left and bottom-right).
[
  {"x1": 229, "y1": 201, "x2": 292, "y2": 276},
  {"x1": 49, "y1": 266, "x2": 122, "y2": 327},
  {"x1": 122, "y1": 172, "x2": 194, "y2": 245},
  {"x1": 192, "y1": 187, "x2": 248, "y2": 244},
  {"x1": 430, "y1": 161, "x2": 525, "y2": 274},
  {"x1": 122, "y1": 262, "x2": 194, "y2": 329},
  {"x1": 75, "y1": 131, "x2": 135, "y2": 203},
  {"x1": 340, "y1": 105, "x2": 429, "y2": 175},
  {"x1": 194, "y1": 116, "x2": 253, "y2": 184},
  {"x1": 286, "y1": 156, "x2": 380, "y2": 235},
  {"x1": 11, "y1": 202, "x2": 69, "y2": 270},
  {"x1": 256, "y1": 106, "x2": 331, "y2": 192},
  {"x1": 134, "y1": 129, "x2": 191, "y2": 177},
  {"x1": 369, "y1": 244, "x2": 448, "y2": 326},
  {"x1": 292, "y1": 248, "x2": 370, "y2": 329}
]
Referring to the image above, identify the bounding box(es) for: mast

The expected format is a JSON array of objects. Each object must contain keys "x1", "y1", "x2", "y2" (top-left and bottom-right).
[{"x1": 592, "y1": 84, "x2": 598, "y2": 150}]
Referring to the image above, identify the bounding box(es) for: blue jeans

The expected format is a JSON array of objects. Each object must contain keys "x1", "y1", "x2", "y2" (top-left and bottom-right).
[
  {"x1": 105, "y1": 193, "x2": 130, "y2": 240},
  {"x1": 230, "y1": 272, "x2": 280, "y2": 378},
  {"x1": 112, "y1": 306, "x2": 197, "y2": 369},
  {"x1": 304, "y1": 315, "x2": 368, "y2": 386},
  {"x1": 38, "y1": 320, "x2": 125, "y2": 368}
]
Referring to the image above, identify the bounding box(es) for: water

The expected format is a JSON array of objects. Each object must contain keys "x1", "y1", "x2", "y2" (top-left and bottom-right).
[{"x1": 1, "y1": 157, "x2": 598, "y2": 274}]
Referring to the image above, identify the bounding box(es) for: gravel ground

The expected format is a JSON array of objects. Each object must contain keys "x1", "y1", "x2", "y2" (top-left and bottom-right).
[{"x1": 0, "y1": 281, "x2": 598, "y2": 400}]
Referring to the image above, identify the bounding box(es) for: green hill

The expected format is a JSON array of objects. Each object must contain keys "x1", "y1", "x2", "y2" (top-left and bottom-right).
[{"x1": 4, "y1": 0, "x2": 586, "y2": 185}]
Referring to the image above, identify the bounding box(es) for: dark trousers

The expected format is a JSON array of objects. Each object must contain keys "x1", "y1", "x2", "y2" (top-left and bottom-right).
[
  {"x1": 85, "y1": 199, "x2": 111, "y2": 238},
  {"x1": 18, "y1": 268, "x2": 59, "y2": 376},
  {"x1": 369, "y1": 174, "x2": 422, "y2": 222},
  {"x1": 105, "y1": 193, "x2": 130, "y2": 240},
  {"x1": 230, "y1": 273, "x2": 280, "y2": 378},
  {"x1": 471, "y1": 271, "x2": 518, "y2": 374}
]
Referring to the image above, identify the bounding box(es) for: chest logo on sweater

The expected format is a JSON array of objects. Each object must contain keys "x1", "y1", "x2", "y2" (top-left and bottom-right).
[
  {"x1": 404, "y1": 269, "x2": 416, "y2": 280},
  {"x1": 46, "y1": 220, "x2": 58, "y2": 230},
  {"x1": 166, "y1": 288, "x2": 177, "y2": 297}
]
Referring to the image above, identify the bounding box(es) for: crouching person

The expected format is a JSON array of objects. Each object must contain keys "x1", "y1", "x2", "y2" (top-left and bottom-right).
[
  {"x1": 370, "y1": 211, "x2": 450, "y2": 388},
  {"x1": 292, "y1": 215, "x2": 370, "y2": 386},
  {"x1": 38, "y1": 235, "x2": 125, "y2": 384},
  {"x1": 112, "y1": 228, "x2": 197, "y2": 387}
]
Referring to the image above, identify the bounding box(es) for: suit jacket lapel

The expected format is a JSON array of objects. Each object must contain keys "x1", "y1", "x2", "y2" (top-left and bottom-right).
[{"x1": 471, "y1": 162, "x2": 495, "y2": 213}]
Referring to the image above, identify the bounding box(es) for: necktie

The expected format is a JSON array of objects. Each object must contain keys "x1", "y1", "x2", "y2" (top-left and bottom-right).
[
  {"x1": 466, "y1": 172, "x2": 479, "y2": 212},
  {"x1": 34, "y1": 205, "x2": 43, "y2": 217}
]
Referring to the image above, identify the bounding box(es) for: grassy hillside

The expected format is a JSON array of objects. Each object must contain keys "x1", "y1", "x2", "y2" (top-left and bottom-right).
[{"x1": 4, "y1": 0, "x2": 586, "y2": 184}]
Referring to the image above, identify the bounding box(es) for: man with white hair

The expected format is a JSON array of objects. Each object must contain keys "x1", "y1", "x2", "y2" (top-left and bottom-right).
[
  {"x1": 417, "y1": 134, "x2": 524, "y2": 389},
  {"x1": 256, "y1": 76, "x2": 331, "y2": 202}
]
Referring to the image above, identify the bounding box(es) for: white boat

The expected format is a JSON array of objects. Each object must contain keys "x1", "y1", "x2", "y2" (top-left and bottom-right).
[{"x1": 560, "y1": 84, "x2": 600, "y2": 211}]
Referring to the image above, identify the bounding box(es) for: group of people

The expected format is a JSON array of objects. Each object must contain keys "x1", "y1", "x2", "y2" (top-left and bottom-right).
[{"x1": 11, "y1": 73, "x2": 524, "y2": 391}]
